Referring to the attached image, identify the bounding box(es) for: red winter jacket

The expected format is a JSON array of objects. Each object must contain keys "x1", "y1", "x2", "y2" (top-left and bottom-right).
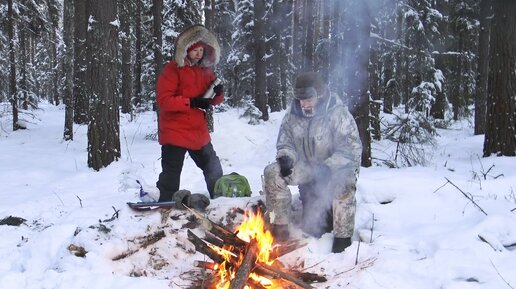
[{"x1": 156, "y1": 61, "x2": 224, "y2": 150}]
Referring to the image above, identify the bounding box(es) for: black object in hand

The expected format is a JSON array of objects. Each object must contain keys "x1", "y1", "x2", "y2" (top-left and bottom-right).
[
  {"x1": 213, "y1": 84, "x2": 224, "y2": 96},
  {"x1": 190, "y1": 97, "x2": 211, "y2": 109},
  {"x1": 277, "y1": 155, "x2": 294, "y2": 177}
]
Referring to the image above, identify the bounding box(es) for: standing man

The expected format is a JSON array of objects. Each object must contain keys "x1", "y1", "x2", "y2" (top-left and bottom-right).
[
  {"x1": 156, "y1": 25, "x2": 224, "y2": 203},
  {"x1": 264, "y1": 72, "x2": 362, "y2": 253}
]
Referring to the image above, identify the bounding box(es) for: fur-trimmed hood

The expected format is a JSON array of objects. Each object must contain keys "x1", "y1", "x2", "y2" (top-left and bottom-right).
[{"x1": 174, "y1": 25, "x2": 220, "y2": 68}]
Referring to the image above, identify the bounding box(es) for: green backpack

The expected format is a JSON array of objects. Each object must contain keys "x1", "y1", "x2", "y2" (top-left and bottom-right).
[{"x1": 214, "y1": 172, "x2": 252, "y2": 198}]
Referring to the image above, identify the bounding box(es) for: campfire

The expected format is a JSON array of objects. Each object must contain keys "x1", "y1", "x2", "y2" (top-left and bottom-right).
[{"x1": 186, "y1": 207, "x2": 326, "y2": 289}]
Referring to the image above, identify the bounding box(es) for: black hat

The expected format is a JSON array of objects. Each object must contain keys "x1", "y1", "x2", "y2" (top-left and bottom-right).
[
  {"x1": 294, "y1": 72, "x2": 327, "y2": 99},
  {"x1": 294, "y1": 87, "x2": 317, "y2": 100}
]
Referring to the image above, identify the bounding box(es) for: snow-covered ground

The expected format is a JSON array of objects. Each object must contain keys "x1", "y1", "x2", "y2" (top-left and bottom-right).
[{"x1": 0, "y1": 102, "x2": 515, "y2": 289}]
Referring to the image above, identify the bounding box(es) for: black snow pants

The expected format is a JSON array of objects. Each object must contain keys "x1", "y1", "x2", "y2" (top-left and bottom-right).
[{"x1": 157, "y1": 143, "x2": 223, "y2": 201}]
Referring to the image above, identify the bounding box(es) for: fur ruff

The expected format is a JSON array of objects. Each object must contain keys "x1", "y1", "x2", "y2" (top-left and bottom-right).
[{"x1": 174, "y1": 25, "x2": 220, "y2": 68}]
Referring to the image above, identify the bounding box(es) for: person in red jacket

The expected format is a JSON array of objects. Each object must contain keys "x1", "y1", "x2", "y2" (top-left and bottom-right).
[{"x1": 156, "y1": 24, "x2": 224, "y2": 202}]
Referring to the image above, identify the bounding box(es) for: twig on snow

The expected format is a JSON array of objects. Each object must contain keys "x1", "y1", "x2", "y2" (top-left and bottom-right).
[
  {"x1": 53, "y1": 192, "x2": 64, "y2": 206},
  {"x1": 444, "y1": 177, "x2": 488, "y2": 216},
  {"x1": 76, "y1": 195, "x2": 83, "y2": 208},
  {"x1": 102, "y1": 206, "x2": 120, "y2": 222},
  {"x1": 355, "y1": 240, "x2": 361, "y2": 266},
  {"x1": 112, "y1": 230, "x2": 166, "y2": 261},
  {"x1": 432, "y1": 180, "x2": 449, "y2": 194},
  {"x1": 370, "y1": 213, "x2": 375, "y2": 243},
  {"x1": 490, "y1": 259, "x2": 514, "y2": 289}
]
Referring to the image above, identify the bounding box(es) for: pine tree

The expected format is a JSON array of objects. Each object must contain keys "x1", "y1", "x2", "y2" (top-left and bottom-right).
[
  {"x1": 474, "y1": 0, "x2": 492, "y2": 135},
  {"x1": 483, "y1": 0, "x2": 516, "y2": 157},
  {"x1": 63, "y1": 0, "x2": 74, "y2": 140},
  {"x1": 227, "y1": 0, "x2": 255, "y2": 107},
  {"x1": 119, "y1": 0, "x2": 134, "y2": 115},
  {"x1": 86, "y1": 0, "x2": 120, "y2": 170},
  {"x1": 254, "y1": 0, "x2": 267, "y2": 121},
  {"x1": 73, "y1": 0, "x2": 89, "y2": 124}
]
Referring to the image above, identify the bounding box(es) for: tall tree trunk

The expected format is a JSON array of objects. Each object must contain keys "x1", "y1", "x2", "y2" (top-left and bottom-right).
[
  {"x1": 394, "y1": 8, "x2": 404, "y2": 108},
  {"x1": 19, "y1": 27, "x2": 28, "y2": 111},
  {"x1": 120, "y1": 0, "x2": 133, "y2": 115},
  {"x1": 204, "y1": 0, "x2": 214, "y2": 30},
  {"x1": 452, "y1": 37, "x2": 464, "y2": 121},
  {"x1": 342, "y1": 0, "x2": 372, "y2": 167},
  {"x1": 204, "y1": 0, "x2": 215, "y2": 132},
  {"x1": 134, "y1": 0, "x2": 143, "y2": 107},
  {"x1": 303, "y1": 0, "x2": 315, "y2": 71},
  {"x1": 152, "y1": 0, "x2": 163, "y2": 116},
  {"x1": 318, "y1": 0, "x2": 331, "y2": 80},
  {"x1": 73, "y1": 0, "x2": 89, "y2": 124},
  {"x1": 483, "y1": 0, "x2": 516, "y2": 157},
  {"x1": 329, "y1": 0, "x2": 342, "y2": 96},
  {"x1": 475, "y1": 0, "x2": 492, "y2": 135},
  {"x1": 63, "y1": 0, "x2": 75, "y2": 141},
  {"x1": 48, "y1": 0, "x2": 59, "y2": 106},
  {"x1": 267, "y1": 0, "x2": 282, "y2": 112},
  {"x1": 86, "y1": 0, "x2": 121, "y2": 170},
  {"x1": 279, "y1": 0, "x2": 293, "y2": 109},
  {"x1": 292, "y1": 0, "x2": 304, "y2": 73},
  {"x1": 254, "y1": 0, "x2": 268, "y2": 121},
  {"x1": 8, "y1": 0, "x2": 19, "y2": 131},
  {"x1": 152, "y1": 0, "x2": 163, "y2": 78},
  {"x1": 355, "y1": 1, "x2": 372, "y2": 167}
]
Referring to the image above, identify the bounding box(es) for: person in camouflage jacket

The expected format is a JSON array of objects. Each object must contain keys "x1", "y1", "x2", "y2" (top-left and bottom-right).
[{"x1": 264, "y1": 72, "x2": 362, "y2": 253}]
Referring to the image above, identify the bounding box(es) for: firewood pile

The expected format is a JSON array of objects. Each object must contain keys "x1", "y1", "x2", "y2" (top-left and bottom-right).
[{"x1": 186, "y1": 207, "x2": 327, "y2": 289}]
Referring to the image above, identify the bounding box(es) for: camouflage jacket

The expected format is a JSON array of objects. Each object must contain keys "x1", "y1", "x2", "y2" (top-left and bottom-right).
[{"x1": 276, "y1": 93, "x2": 362, "y2": 188}]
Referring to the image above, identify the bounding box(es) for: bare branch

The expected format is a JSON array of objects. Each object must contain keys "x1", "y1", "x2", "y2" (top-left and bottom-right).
[
  {"x1": 490, "y1": 259, "x2": 514, "y2": 289},
  {"x1": 444, "y1": 178, "x2": 488, "y2": 216}
]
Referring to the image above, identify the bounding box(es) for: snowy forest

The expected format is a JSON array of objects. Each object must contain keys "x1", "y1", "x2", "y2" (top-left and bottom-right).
[{"x1": 0, "y1": 0, "x2": 514, "y2": 170}]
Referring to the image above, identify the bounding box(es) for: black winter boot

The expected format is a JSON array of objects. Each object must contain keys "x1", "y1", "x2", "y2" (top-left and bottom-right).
[
  {"x1": 270, "y1": 224, "x2": 290, "y2": 242},
  {"x1": 332, "y1": 237, "x2": 352, "y2": 253}
]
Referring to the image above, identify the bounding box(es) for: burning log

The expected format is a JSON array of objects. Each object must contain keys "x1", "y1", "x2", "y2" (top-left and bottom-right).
[
  {"x1": 186, "y1": 208, "x2": 325, "y2": 289},
  {"x1": 271, "y1": 239, "x2": 307, "y2": 259},
  {"x1": 193, "y1": 260, "x2": 217, "y2": 270},
  {"x1": 229, "y1": 241, "x2": 258, "y2": 289},
  {"x1": 254, "y1": 263, "x2": 316, "y2": 289},
  {"x1": 290, "y1": 270, "x2": 327, "y2": 283},
  {"x1": 187, "y1": 229, "x2": 226, "y2": 264},
  {"x1": 245, "y1": 279, "x2": 268, "y2": 289},
  {"x1": 186, "y1": 206, "x2": 247, "y2": 247},
  {"x1": 193, "y1": 261, "x2": 268, "y2": 289},
  {"x1": 203, "y1": 231, "x2": 226, "y2": 249}
]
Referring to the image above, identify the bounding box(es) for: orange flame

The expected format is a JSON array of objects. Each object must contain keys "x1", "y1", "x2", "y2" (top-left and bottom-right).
[{"x1": 213, "y1": 209, "x2": 274, "y2": 289}]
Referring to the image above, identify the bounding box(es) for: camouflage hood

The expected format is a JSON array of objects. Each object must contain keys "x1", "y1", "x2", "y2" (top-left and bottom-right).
[{"x1": 174, "y1": 24, "x2": 220, "y2": 68}]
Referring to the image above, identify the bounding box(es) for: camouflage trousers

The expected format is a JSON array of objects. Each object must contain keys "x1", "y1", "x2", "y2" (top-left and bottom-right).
[{"x1": 263, "y1": 161, "x2": 357, "y2": 238}]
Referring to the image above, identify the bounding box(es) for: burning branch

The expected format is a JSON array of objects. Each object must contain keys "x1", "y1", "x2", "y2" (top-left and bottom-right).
[
  {"x1": 186, "y1": 207, "x2": 324, "y2": 289},
  {"x1": 230, "y1": 241, "x2": 258, "y2": 289},
  {"x1": 186, "y1": 205, "x2": 247, "y2": 247}
]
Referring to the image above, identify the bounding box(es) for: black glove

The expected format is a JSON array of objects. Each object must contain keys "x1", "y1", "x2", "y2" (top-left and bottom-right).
[
  {"x1": 171, "y1": 189, "x2": 192, "y2": 209},
  {"x1": 213, "y1": 84, "x2": 224, "y2": 96},
  {"x1": 171, "y1": 190, "x2": 210, "y2": 211},
  {"x1": 190, "y1": 97, "x2": 211, "y2": 109},
  {"x1": 184, "y1": 193, "x2": 210, "y2": 211},
  {"x1": 277, "y1": 156, "x2": 294, "y2": 177}
]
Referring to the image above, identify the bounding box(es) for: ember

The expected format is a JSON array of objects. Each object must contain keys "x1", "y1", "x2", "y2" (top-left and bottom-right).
[{"x1": 187, "y1": 207, "x2": 326, "y2": 289}]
